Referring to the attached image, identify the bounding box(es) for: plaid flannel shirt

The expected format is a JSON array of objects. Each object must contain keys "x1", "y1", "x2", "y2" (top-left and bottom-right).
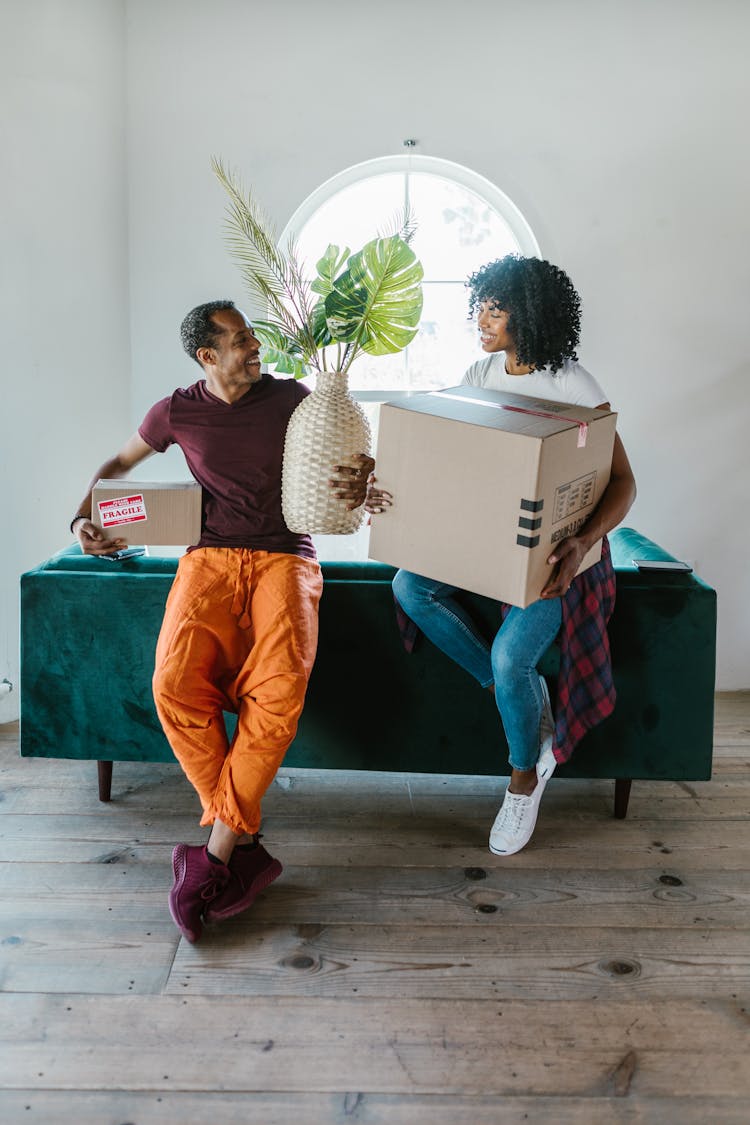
[{"x1": 395, "y1": 536, "x2": 617, "y2": 764}]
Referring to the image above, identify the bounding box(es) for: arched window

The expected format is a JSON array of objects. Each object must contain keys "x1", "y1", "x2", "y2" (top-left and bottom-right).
[
  {"x1": 282, "y1": 154, "x2": 540, "y2": 399},
  {"x1": 282, "y1": 155, "x2": 540, "y2": 557}
]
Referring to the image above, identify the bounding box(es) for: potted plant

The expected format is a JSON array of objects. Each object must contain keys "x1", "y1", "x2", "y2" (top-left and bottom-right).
[{"x1": 212, "y1": 159, "x2": 424, "y2": 534}]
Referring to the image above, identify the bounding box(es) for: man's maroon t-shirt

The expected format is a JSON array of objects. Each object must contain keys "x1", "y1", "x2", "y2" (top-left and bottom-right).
[{"x1": 138, "y1": 375, "x2": 315, "y2": 559}]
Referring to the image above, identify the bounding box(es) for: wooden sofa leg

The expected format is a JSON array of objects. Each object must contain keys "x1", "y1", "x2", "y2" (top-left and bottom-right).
[
  {"x1": 98, "y1": 761, "x2": 113, "y2": 802},
  {"x1": 614, "y1": 778, "x2": 632, "y2": 819}
]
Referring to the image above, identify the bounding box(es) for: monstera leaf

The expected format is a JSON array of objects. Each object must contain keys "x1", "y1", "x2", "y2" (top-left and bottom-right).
[
  {"x1": 324, "y1": 235, "x2": 424, "y2": 359},
  {"x1": 311, "y1": 244, "x2": 351, "y2": 297},
  {"x1": 309, "y1": 245, "x2": 351, "y2": 349},
  {"x1": 251, "y1": 321, "x2": 309, "y2": 378},
  {"x1": 309, "y1": 300, "x2": 333, "y2": 349}
]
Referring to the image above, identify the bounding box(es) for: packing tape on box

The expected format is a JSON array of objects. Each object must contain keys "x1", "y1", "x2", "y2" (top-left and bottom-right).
[{"x1": 432, "y1": 392, "x2": 590, "y2": 448}]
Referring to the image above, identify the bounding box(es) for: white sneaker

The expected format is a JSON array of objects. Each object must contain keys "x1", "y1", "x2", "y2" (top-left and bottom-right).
[
  {"x1": 489, "y1": 676, "x2": 557, "y2": 856},
  {"x1": 489, "y1": 778, "x2": 548, "y2": 855}
]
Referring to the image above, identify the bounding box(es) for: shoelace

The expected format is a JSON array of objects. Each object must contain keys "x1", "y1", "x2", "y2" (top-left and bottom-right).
[
  {"x1": 496, "y1": 791, "x2": 531, "y2": 833},
  {"x1": 200, "y1": 874, "x2": 229, "y2": 901}
]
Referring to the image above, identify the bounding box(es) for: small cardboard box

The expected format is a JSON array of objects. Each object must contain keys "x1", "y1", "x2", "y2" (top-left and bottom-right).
[
  {"x1": 368, "y1": 386, "x2": 617, "y2": 608},
  {"x1": 91, "y1": 480, "x2": 202, "y2": 546}
]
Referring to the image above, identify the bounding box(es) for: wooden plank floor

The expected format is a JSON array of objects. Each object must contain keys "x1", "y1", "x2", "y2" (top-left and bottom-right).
[{"x1": 1, "y1": 694, "x2": 748, "y2": 1124}]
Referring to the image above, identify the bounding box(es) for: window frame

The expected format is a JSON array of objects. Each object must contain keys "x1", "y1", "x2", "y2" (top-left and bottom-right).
[
  {"x1": 279, "y1": 153, "x2": 541, "y2": 260},
  {"x1": 282, "y1": 157, "x2": 540, "y2": 561},
  {"x1": 281, "y1": 155, "x2": 540, "y2": 398}
]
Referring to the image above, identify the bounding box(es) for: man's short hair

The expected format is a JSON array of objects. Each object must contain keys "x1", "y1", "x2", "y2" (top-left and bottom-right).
[{"x1": 180, "y1": 300, "x2": 236, "y2": 364}]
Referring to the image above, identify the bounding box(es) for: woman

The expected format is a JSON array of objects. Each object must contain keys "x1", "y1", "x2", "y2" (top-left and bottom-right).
[{"x1": 335, "y1": 254, "x2": 636, "y2": 856}]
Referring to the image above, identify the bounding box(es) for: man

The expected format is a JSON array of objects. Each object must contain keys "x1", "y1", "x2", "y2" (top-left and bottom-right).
[{"x1": 71, "y1": 300, "x2": 348, "y2": 943}]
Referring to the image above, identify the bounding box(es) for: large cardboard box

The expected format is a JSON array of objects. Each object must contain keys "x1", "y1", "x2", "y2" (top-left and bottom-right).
[
  {"x1": 91, "y1": 480, "x2": 202, "y2": 546},
  {"x1": 368, "y1": 386, "x2": 617, "y2": 607}
]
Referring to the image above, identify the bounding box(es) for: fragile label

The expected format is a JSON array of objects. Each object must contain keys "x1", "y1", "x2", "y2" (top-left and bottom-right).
[{"x1": 97, "y1": 494, "x2": 147, "y2": 527}]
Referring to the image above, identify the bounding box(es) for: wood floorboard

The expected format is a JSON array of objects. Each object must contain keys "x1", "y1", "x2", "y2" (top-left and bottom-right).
[
  {"x1": 1, "y1": 994, "x2": 749, "y2": 1097},
  {"x1": 0, "y1": 933, "x2": 177, "y2": 995},
  {"x1": 3, "y1": 922, "x2": 749, "y2": 998},
  {"x1": 7, "y1": 774, "x2": 750, "y2": 816},
  {"x1": 3, "y1": 809, "x2": 749, "y2": 847},
  {"x1": 164, "y1": 920, "x2": 750, "y2": 1000},
  {"x1": 1, "y1": 1092, "x2": 748, "y2": 1125},
  {"x1": 4, "y1": 834, "x2": 750, "y2": 871},
  {"x1": 0, "y1": 695, "x2": 748, "y2": 1120},
  {"x1": 3, "y1": 862, "x2": 749, "y2": 928}
]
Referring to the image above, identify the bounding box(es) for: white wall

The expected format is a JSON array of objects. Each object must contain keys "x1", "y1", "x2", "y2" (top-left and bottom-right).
[
  {"x1": 0, "y1": 0, "x2": 130, "y2": 721},
  {"x1": 3, "y1": 0, "x2": 749, "y2": 716},
  {"x1": 125, "y1": 0, "x2": 750, "y2": 688}
]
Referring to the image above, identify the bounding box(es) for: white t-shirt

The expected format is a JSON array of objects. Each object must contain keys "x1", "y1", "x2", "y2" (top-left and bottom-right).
[{"x1": 462, "y1": 353, "x2": 608, "y2": 408}]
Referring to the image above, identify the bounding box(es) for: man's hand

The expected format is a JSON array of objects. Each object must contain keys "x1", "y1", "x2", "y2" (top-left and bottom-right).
[
  {"x1": 76, "y1": 519, "x2": 128, "y2": 556},
  {"x1": 364, "y1": 473, "x2": 393, "y2": 515},
  {"x1": 540, "y1": 536, "x2": 588, "y2": 599},
  {"x1": 329, "y1": 454, "x2": 375, "y2": 511}
]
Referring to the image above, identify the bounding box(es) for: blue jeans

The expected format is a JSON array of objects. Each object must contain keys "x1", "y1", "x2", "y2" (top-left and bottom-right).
[{"x1": 392, "y1": 569, "x2": 562, "y2": 771}]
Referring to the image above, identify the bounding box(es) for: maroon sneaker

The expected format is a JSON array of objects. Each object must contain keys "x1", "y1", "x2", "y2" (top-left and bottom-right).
[
  {"x1": 204, "y1": 843, "x2": 283, "y2": 923},
  {"x1": 168, "y1": 843, "x2": 231, "y2": 943}
]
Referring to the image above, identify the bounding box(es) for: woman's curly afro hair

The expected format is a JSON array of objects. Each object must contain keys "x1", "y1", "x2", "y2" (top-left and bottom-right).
[{"x1": 466, "y1": 255, "x2": 581, "y2": 373}]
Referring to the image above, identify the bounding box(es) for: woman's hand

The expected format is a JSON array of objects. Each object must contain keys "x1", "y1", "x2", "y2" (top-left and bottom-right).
[
  {"x1": 540, "y1": 535, "x2": 588, "y2": 599},
  {"x1": 540, "y1": 426, "x2": 636, "y2": 600},
  {"x1": 328, "y1": 454, "x2": 375, "y2": 511}
]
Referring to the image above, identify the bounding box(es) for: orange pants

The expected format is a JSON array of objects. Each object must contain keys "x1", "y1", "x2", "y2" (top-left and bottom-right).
[{"x1": 153, "y1": 548, "x2": 323, "y2": 835}]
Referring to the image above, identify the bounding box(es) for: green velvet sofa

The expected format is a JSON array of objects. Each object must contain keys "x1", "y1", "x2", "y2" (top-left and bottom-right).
[{"x1": 20, "y1": 528, "x2": 716, "y2": 817}]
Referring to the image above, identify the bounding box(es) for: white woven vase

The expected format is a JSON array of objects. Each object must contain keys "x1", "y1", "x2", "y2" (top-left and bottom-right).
[{"x1": 282, "y1": 370, "x2": 372, "y2": 534}]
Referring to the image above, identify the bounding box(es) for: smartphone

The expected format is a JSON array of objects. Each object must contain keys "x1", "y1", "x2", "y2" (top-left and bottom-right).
[
  {"x1": 103, "y1": 547, "x2": 146, "y2": 562},
  {"x1": 632, "y1": 559, "x2": 692, "y2": 573}
]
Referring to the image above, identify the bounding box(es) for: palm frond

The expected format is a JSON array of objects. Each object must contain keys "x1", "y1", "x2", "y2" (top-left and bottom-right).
[
  {"x1": 283, "y1": 236, "x2": 320, "y2": 358},
  {"x1": 212, "y1": 158, "x2": 321, "y2": 368},
  {"x1": 378, "y1": 204, "x2": 417, "y2": 245},
  {"x1": 212, "y1": 160, "x2": 425, "y2": 378}
]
